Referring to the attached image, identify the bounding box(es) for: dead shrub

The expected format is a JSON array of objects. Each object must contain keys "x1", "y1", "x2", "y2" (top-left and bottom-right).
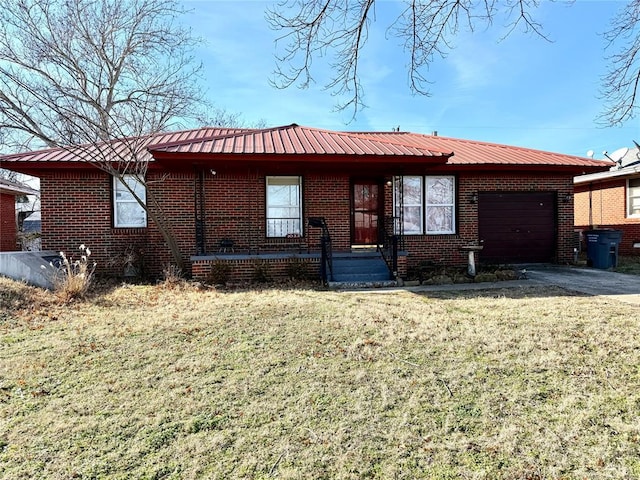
[
  {"x1": 51, "y1": 244, "x2": 96, "y2": 302},
  {"x1": 208, "y1": 261, "x2": 232, "y2": 285},
  {"x1": 161, "y1": 264, "x2": 185, "y2": 288}
]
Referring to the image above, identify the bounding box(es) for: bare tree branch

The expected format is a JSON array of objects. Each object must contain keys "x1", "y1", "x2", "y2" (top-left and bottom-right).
[
  {"x1": 267, "y1": 0, "x2": 561, "y2": 115},
  {"x1": 599, "y1": 0, "x2": 640, "y2": 125}
]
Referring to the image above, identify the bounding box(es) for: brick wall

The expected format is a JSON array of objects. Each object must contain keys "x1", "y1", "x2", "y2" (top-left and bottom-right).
[
  {"x1": 37, "y1": 167, "x2": 578, "y2": 279},
  {"x1": 39, "y1": 169, "x2": 197, "y2": 277},
  {"x1": 575, "y1": 179, "x2": 640, "y2": 255},
  {"x1": 192, "y1": 256, "x2": 320, "y2": 284},
  {"x1": 0, "y1": 193, "x2": 17, "y2": 251},
  {"x1": 199, "y1": 172, "x2": 353, "y2": 254},
  {"x1": 395, "y1": 172, "x2": 576, "y2": 267}
]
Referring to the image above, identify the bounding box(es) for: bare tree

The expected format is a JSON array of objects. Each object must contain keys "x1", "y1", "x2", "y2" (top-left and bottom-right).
[
  {"x1": 600, "y1": 0, "x2": 640, "y2": 126},
  {"x1": 0, "y1": 0, "x2": 205, "y2": 270},
  {"x1": 268, "y1": 0, "x2": 554, "y2": 114},
  {"x1": 268, "y1": 0, "x2": 640, "y2": 125}
]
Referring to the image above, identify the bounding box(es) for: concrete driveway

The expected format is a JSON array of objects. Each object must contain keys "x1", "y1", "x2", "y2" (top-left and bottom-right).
[
  {"x1": 524, "y1": 264, "x2": 640, "y2": 305},
  {"x1": 397, "y1": 264, "x2": 640, "y2": 306}
]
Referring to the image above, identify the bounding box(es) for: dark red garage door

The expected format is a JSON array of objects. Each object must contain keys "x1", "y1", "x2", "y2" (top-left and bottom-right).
[{"x1": 478, "y1": 192, "x2": 556, "y2": 264}]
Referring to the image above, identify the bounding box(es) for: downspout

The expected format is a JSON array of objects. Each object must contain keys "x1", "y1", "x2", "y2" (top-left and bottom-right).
[
  {"x1": 194, "y1": 168, "x2": 207, "y2": 255},
  {"x1": 199, "y1": 169, "x2": 207, "y2": 253}
]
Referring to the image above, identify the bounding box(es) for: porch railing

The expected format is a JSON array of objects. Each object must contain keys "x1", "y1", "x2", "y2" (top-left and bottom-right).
[
  {"x1": 308, "y1": 217, "x2": 333, "y2": 284},
  {"x1": 377, "y1": 216, "x2": 401, "y2": 279}
]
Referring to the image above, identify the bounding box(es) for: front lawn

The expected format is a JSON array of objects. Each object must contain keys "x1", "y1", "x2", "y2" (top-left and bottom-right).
[{"x1": 1, "y1": 278, "x2": 639, "y2": 479}]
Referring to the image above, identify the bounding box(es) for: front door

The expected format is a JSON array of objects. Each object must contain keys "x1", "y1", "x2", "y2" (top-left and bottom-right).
[{"x1": 352, "y1": 181, "x2": 380, "y2": 245}]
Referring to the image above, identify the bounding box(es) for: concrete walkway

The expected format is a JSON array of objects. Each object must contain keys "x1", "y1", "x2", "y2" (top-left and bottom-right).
[{"x1": 350, "y1": 265, "x2": 640, "y2": 306}]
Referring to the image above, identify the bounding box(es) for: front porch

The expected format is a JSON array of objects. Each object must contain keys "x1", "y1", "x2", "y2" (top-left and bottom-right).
[{"x1": 190, "y1": 249, "x2": 408, "y2": 285}]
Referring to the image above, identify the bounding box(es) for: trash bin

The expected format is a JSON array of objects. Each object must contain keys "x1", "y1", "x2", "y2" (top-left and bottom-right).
[{"x1": 584, "y1": 229, "x2": 623, "y2": 269}]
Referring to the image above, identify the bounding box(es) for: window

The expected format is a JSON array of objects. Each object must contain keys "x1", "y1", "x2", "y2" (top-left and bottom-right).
[
  {"x1": 113, "y1": 175, "x2": 147, "y2": 228},
  {"x1": 266, "y1": 176, "x2": 302, "y2": 237},
  {"x1": 394, "y1": 176, "x2": 423, "y2": 234},
  {"x1": 629, "y1": 178, "x2": 640, "y2": 217},
  {"x1": 425, "y1": 176, "x2": 455, "y2": 234},
  {"x1": 394, "y1": 175, "x2": 455, "y2": 234}
]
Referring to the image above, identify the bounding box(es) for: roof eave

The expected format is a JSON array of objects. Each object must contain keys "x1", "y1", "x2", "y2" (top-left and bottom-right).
[
  {"x1": 149, "y1": 151, "x2": 452, "y2": 168},
  {"x1": 0, "y1": 185, "x2": 38, "y2": 195},
  {"x1": 428, "y1": 163, "x2": 611, "y2": 174},
  {"x1": 574, "y1": 165, "x2": 640, "y2": 184}
]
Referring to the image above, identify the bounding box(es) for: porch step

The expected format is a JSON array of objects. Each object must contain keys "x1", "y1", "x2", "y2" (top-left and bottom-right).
[
  {"x1": 330, "y1": 253, "x2": 392, "y2": 283},
  {"x1": 328, "y1": 280, "x2": 398, "y2": 290}
]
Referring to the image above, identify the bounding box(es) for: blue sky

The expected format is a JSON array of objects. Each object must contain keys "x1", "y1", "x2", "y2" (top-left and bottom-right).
[{"x1": 184, "y1": 0, "x2": 639, "y2": 159}]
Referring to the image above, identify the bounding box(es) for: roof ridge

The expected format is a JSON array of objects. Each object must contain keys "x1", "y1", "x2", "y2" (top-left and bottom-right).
[
  {"x1": 261, "y1": 124, "x2": 454, "y2": 156},
  {"x1": 346, "y1": 130, "x2": 455, "y2": 155},
  {"x1": 147, "y1": 124, "x2": 454, "y2": 157},
  {"x1": 146, "y1": 127, "x2": 255, "y2": 150}
]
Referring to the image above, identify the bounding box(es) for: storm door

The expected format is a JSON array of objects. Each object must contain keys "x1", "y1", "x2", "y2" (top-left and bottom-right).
[{"x1": 352, "y1": 181, "x2": 381, "y2": 245}]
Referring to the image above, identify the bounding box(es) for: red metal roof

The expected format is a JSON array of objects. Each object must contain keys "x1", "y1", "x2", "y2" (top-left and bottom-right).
[
  {"x1": 149, "y1": 124, "x2": 451, "y2": 157},
  {"x1": 0, "y1": 124, "x2": 612, "y2": 172},
  {"x1": 355, "y1": 132, "x2": 613, "y2": 168},
  {"x1": 0, "y1": 127, "x2": 250, "y2": 164}
]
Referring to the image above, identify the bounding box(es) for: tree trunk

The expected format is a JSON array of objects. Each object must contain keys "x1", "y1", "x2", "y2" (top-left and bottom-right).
[{"x1": 146, "y1": 188, "x2": 186, "y2": 274}]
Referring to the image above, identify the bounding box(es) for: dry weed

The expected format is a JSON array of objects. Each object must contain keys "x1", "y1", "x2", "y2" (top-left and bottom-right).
[{"x1": 50, "y1": 245, "x2": 96, "y2": 302}]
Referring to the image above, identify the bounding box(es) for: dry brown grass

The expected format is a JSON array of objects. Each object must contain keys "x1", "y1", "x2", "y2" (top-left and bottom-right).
[
  {"x1": 50, "y1": 245, "x2": 96, "y2": 303},
  {"x1": 1, "y1": 277, "x2": 639, "y2": 479}
]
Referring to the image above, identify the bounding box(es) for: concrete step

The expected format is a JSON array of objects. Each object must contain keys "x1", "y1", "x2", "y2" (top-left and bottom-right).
[
  {"x1": 328, "y1": 280, "x2": 398, "y2": 289},
  {"x1": 332, "y1": 263, "x2": 390, "y2": 275},
  {"x1": 332, "y1": 272, "x2": 391, "y2": 282},
  {"x1": 330, "y1": 253, "x2": 392, "y2": 283}
]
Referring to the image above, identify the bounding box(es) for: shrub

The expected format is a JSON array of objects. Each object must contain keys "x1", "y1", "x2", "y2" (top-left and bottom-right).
[
  {"x1": 209, "y1": 261, "x2": 232, "y2": 285},
  {"x1": 285, "y1": 257, "x2": 309, "y2": 280},
  {"x1": 474, "y1": 272, "x2": 498, "y2": 283},
  {"x1": 251, "y1": 260, "x2": 271, "y2": 283},
  {"x1": 161, "y1": 264, "x2": 184, "y2": 288},
  {"x1": 52, "y1": 244, "x2": 96, "y2": 302}
]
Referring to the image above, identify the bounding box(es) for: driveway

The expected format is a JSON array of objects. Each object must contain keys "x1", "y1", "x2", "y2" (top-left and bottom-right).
[
  {"x1": 398, "y1": 264, "x2": 640, "y2": 306},
  {"x1": 524, "y1": 264, "x2": 640, "y2": 305}
]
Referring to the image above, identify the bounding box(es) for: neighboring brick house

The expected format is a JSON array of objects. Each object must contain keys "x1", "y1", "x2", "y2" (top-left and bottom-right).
[
  {"x1": 0, "y1": 178, "x2": 38, "y2": 251},
  {"x1": 574, "y1": 146, "x2": 640, "y2": 255},
  {"x1": 0, "y1": 124, "x2": 609, "y2": 282}
]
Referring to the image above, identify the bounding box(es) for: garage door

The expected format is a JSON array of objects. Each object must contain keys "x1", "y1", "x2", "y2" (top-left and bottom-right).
[{"x1": 478, "y1": 192, "x2": 556, "y2": 264}]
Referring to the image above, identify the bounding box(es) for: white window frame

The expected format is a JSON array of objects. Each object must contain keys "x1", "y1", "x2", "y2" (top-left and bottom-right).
[
  {"x1": 394, "y1": 176, "x2": 423, "y2": 235},
  {"x1": 628, "y1": 177, "x2": 640, "y2": 218},
  {"x1": 393, "y1": 175, "x2": 456, "y2": 235},
  {"x1": 425, "y1": 175, "x2": 456, "y2": 234},
  {"x1": 266, "y1": 176, "x2": 303, "y2": 238},
  {"x1": 113, "y1": 174, "x2": 147, "y2": 228}
]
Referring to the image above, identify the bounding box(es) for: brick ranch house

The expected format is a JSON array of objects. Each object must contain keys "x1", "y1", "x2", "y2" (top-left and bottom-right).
[
  {"x1": 0, "y1": 124, "x2": 609, "y2": 283},
  {"x1": 0, "y1": 178, "x2": 38, "y2": 252},
  {"x1": 574, "y1": 146, "x2": 640, "y2": 255}
]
